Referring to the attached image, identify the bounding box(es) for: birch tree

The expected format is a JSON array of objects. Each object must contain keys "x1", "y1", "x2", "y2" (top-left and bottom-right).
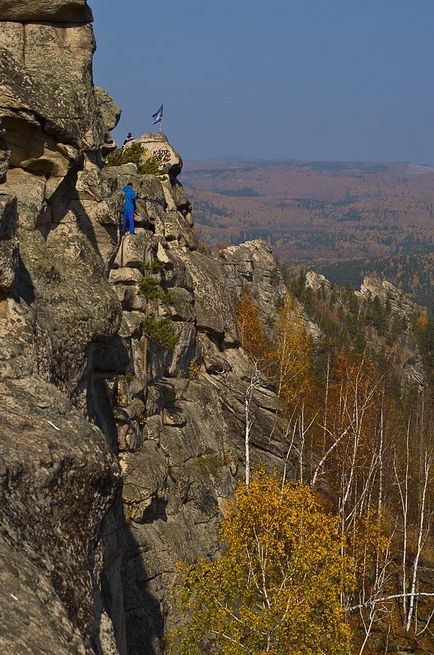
[{"x1": 169, "y1": 471, "x2": 353, "y2": 655}]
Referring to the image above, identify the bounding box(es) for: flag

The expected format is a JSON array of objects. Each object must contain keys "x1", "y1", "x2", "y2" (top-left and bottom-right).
[{"x1": 152, "y1": 104, "x2": 163, "y2": 124}]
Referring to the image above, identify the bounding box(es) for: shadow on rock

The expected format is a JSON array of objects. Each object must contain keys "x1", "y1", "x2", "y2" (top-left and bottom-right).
[
  {"x1": 36, "y1": 164, "x2": 105, "y2": 260},
  {"x1": 93, "y1": 495, "x2": 166, "y2": 655},
  {"x1": 86, "y1": 336, "x2": 165, "y2": 655},
  {"x1": 0, "y1": 194, "x2": 35, "y2": 304},
  {"x1": 123, "y1": 523, "x2": 165, "y2": 655}
]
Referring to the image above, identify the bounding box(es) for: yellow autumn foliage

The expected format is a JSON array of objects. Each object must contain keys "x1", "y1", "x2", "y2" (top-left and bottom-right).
[
  {"x1": 168, "y1": 470, "x2": 353, "y2": 655},
  {"x1": 268, "y1": 295, "x2": 314, "y2": 410},
  {"x1": 236, "y1": 290, "x2": 315, "y2": 412},
  {"x1": 236, "y1": 286, "x2": 268, "y2": 361}
]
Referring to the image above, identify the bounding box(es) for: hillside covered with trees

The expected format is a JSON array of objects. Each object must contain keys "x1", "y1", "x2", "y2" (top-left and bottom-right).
[
  {"x1": 1, "y1": 3, "x2": 433, "y2": 654},
  {"x1": 169, "y1": 281, "x2": 434, "y2": 655}
]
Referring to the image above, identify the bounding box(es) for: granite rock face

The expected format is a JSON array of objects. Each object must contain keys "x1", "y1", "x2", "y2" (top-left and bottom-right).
[
  {"x1": 0, "y1": 2, "x2": 290, "y2": 654},
  {"x1": 106, "y1": 223, "x2": 289, "y2": 652},
  {"x1": 0, "y1": 1, "x2": 124, "y2": 653},
  {"x1": 132, "y1": 133, "x2": 183, "y2": 178},
  {"x1": 358, "y1": 276, "x2": 426, "y2": 388},
  {"x1": 2, "y1": 2, "x2": 430, "y2": 653},
  {"x1": 0, "y1": 0, "x2": 93, "y2": 23}
]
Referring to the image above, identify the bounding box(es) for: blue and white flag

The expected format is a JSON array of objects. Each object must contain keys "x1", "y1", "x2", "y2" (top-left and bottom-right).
[{"x1": 152, "y1": 104, "x2": 163, "y2": 124}]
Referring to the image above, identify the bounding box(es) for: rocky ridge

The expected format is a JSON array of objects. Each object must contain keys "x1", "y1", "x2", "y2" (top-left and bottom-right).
[
  {"x1": 0, "y1": 2, "x2": 430, "y2": 654},
  {"x1": 358, "y1": 276, "x2": 426, "y2": 387},
  {"x1": 304, "y1": 270, "x2": 427, "y2": 389},
  {"x1": 0, "y1": 2, "x2": 288, "y2": 654}
]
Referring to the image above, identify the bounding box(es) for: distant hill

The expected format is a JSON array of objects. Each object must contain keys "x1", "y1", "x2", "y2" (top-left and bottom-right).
[{"x1": 182, "y1": 158, "x2": 434, "y2": 312}]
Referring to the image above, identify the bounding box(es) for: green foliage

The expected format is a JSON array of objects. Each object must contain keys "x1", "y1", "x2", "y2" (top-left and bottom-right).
[
  {"x1": 142, "y1": 258, "x2": 165, "y2": 273},
  {"x1": 274, "y1": 295, "x2": 284, "y2": 312},
  {"x1": 289, "y1": 269, "x2": 307, "y2": 299},
  {"x1": 287, "y1": 271, "x2": 413, "y2": 362},
  {"x1": 139, "y1": 275, "x2": 178, "y2": 349},
  {"x1": 106, "y1": 143, "x2": 171, "y2": 175},
  {"x1": 139, "y1": 149, "x2": 171, "y2": 175},
  {"x1": 168, "y1": 471, "x2": 352, "y2": 655},
  {"x1": 191, "y1": 453, "x2": 223, "y2": 476},
  {"x1": 270, "y1": 266, "x2": 280, "y2": 285},
  {"x1": 365, "y1": 295, "x2": 388, "y2": 335},
  {"x1": 144, "y1": 315, "x2": 178, "y2": 350},
  {"x1": 117, "y1": 372, "x2": 135, "y2": 383},
  {"x1": 318, "y1": 252, "x2": 434, "y2": 316},
  {"x1": 106, "y1": 142, "x2": 145, "y2": 167},
  {"x1": 138, "y1": 275, "x2": 168, "y2": 300}
]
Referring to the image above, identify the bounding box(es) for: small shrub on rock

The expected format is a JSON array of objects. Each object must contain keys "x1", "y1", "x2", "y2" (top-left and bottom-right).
[
  {"x1": 144, "y1": 315, "x2": 178, "y2": 350},
  {"x1": 138, "y1": 275, "x2": 167, "y2": 300},
  {"x1": 106, "y1": 143, "x2": 171, "y2": 175}
]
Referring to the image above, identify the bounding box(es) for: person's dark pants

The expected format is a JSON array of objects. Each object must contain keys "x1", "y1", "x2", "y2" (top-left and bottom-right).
[{"x1": 122, "y1": 209, "x2": 135, "y2": 235}]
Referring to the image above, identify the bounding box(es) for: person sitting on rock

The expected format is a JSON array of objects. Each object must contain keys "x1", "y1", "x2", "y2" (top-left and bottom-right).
[
  {"x1": 121, "y1": 182, "x2": 137, "y2": 236},
  {"x1": 123, "y1": 132, "x2": 133, "y2": 145}
]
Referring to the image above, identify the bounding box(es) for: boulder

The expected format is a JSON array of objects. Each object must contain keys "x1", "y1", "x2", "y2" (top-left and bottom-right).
[
  {"x1": 0, "y1": 22, "x2": 105, "y2": 153},
  {"x1": 218, "y1": 239, "x2": 287, "y2": 327},
  {"x1": 0, "y1": 377, "x2": 119, "y2": 652},
  {"x1": 2, "y1": 116, "x2": 77, "y2": 178},
  {"x1": 171, "y1": 180, "x2": 192, "y2": 214},
  {"x1": 305, "y1": 270, "x2": 332, "y2": 292},
  {"x1": 359, "y1": 276, "x2": 415, "y2": 318},
  {"x1": 113, "y1": 228, "x2": 153, "y2": 269},
  {"x1": 122, "y1": 441, "x2": 168, "y2": 524},
  {"x1": 0, "y1": 539, "x2": 90, "y2": 655},
  {"x1": 109, "y1": 267, "x2": 143, "y2": 285},
  {"x1": 119, "y1": 311, "x2": 145, "y2": 339},
  {"x1": 133, "y1": 132, "x2": 183, "y2": 178},
  {"x1": 95, "y1": 86, "x2": 121, "y2": 138},
  {"x1": 1, "y1": 168, "x2": 46, "y2": 230},
  {"x1": 0, "y1": 0, "x2": 93, "y2": 24},
  {"x1": 167, "y1": 322, "x2": 199, "y2": 377},
  {"x1": 198, "y1": 333, "x2": 231, "y2": 375},
  {"x1": 20, "y1": 222, "x2": 123, "y2": 393},
  {"x1": 167, "y1": 287, "x2": 195, "y2": 322},
  {"x1": 137, "y1": 175, "x2": 167, "y2": 224},
  {"x1": 176, "y1": 249, "x2": 238, "y2": 344}
]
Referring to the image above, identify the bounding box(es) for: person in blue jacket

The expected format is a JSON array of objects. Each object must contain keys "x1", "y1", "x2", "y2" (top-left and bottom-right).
[{"x1": 121, "y1": 182, "x2": 137, "y2": 235}]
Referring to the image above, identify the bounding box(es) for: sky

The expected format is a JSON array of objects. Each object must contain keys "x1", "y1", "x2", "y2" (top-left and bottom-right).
[{"x1": 90, "y1": 0, "x2": 434, "y2": 164}]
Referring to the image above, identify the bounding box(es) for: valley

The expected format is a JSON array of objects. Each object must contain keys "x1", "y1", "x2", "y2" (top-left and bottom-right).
[{"x1": 182, "y1": 159, "x2": 434, "y2": 311}]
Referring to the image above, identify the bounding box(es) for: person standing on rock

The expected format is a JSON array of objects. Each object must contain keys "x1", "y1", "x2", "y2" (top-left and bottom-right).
[{"x1": 121, "y1": 182, "x2": 137, "y2": 236}]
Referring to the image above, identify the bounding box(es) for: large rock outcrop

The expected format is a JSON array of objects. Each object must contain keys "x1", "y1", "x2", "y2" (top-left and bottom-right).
[
  {"x1": 358, "y1": 276, "x2": 426, "y2": 388},
  {"x1": 0, "y1": 3, "x2": 290, "y2": 655},
  {"x1": 100, "y1": 163, "x2": 289, "y2": 654},
  {"x1": 0, "y1": 1, "x2": 93, "y2": 23},
  {"x1": 0, "y1": 1, "x2": 124, "y2": 653},
  {"x1": 2, "y1": 1, "x2": 432, "y2": 653}
]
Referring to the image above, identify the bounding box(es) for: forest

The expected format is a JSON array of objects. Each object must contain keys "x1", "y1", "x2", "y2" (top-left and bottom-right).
[
  {"x1": 182, "y1": 159, "x2": 434, "y2": 317},
  {"x1": 169, "y1": 283, "x2": 434, "y2": 655}
]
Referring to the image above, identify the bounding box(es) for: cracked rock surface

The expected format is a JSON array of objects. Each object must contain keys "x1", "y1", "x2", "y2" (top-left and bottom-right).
[{"x1": 0, "y1": 2, "x2": 290, "y2": 654}]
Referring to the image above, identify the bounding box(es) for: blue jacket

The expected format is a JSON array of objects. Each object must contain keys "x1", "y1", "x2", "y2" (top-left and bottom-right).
[{"x1": 122, "y1": 185, "x2": 137, "y2": 212}]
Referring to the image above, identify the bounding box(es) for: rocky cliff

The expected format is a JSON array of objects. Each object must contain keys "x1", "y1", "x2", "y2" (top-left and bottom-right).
[
  {"x1": 0, "y1": 3, "x2": 289, "y2": 654},
  {"x1": 303, "y1": 270, "x2": 427, "y2": 389},
  {"x1": 2, "y1": 4, "x2": 431, "y2": 655}
]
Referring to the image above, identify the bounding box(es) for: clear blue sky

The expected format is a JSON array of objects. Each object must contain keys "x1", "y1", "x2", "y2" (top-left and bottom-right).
[{"x1": 90, "y1": 0, "x2": 434, "y2": 164}]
